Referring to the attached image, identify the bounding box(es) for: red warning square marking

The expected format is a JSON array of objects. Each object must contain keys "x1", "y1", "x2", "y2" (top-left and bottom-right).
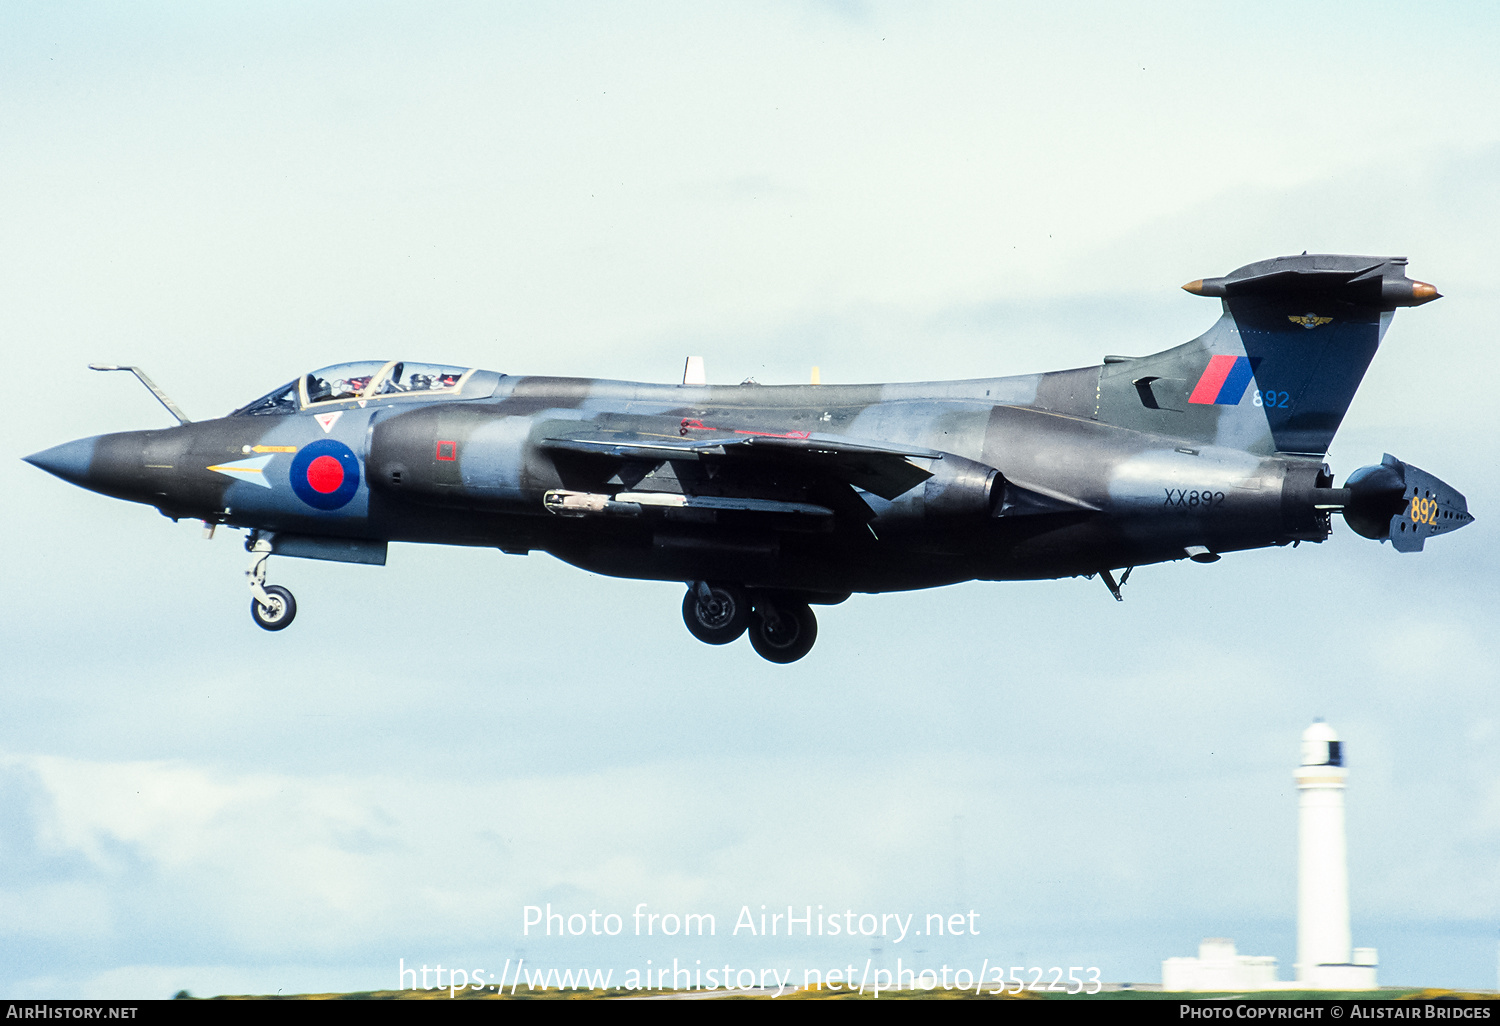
[{"x1": 435, "y1": 440, "x2": 458, "y2": 461}]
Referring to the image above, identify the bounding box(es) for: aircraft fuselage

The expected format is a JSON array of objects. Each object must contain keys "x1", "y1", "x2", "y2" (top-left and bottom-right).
[{"x1": 25, "y1": 254, "x2": 1473, "y2": 660}]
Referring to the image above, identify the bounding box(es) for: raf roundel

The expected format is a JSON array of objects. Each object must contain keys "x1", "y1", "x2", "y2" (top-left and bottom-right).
[{"x1": 289, "y1": 439, "x2": 361, "y2": 510}]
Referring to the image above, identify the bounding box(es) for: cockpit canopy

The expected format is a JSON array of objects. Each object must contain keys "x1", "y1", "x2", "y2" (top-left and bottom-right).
[{"x1": 231, "y1": 360, "x2": 478, "y2": 416}]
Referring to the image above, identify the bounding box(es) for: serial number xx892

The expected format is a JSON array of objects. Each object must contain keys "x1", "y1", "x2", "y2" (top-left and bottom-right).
[{"x1": 1163, "y1": 489, "x2": 1227, "y2": 508}]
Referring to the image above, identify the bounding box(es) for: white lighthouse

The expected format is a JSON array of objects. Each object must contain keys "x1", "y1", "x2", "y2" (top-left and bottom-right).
[
  {"x1": 1295, "y1": 720, "x2": 1377, "y2": 989},
  {"x1": 1162, "y1": 720, "x2": 1382, "y2": 991}
]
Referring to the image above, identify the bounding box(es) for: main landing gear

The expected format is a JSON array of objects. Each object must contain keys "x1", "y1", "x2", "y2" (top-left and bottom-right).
[
  {"x1": 682, "y1": 581, "x2": 751, "y2": 645},
  {"x1": 246, "y1": 534, "x2": 297, "y2": 631},
  {"x1": 682, "y1": 581, "x2": 818, "y2": 663}
]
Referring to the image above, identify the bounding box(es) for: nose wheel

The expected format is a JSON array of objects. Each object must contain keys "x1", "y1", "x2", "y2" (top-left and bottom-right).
[
  {"x1": 251, "y1": 585, "x2": 297, "y2": 631},
  {"x1": 246, "y1": 534, "x2": 297, "y2": 631}
]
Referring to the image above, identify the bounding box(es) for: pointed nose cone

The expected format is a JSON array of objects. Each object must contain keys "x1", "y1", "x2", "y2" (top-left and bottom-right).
[{"x1": 23, "y1": 436, "x2": 100, "y2": 488}]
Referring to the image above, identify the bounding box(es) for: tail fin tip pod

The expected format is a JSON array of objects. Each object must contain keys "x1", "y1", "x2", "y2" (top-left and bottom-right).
[{"x1": 1096, "y1": 254, "x2": 1440, "y2": 456}]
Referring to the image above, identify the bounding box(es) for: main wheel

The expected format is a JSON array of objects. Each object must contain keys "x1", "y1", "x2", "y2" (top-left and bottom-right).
[
  {"x1": 682, "y1": 582, "x2": 751, "y2": 645},
  {"x1": 251, "y1": 585, "x2": 297, "y2": 631},
  {"x1": 748, "y1": 599, "x2": 817, "y2": 663}
]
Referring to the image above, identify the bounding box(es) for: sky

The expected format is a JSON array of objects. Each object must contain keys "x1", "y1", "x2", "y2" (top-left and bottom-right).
[{"x1": 2, "y1": 0, "x2": 1499, "y2": 998}]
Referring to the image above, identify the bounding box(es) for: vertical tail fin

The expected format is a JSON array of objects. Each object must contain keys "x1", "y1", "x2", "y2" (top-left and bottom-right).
[{"x1": 1096, "y1": 255, "x2": 1439, "y2": 455}]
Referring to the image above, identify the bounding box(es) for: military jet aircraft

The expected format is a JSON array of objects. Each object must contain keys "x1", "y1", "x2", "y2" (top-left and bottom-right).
[{"x1": 24, "y1": 253, "x2": 1473, "y2": 662}]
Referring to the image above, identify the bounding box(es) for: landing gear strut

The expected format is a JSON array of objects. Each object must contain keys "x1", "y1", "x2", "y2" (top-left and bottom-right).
[{"x1": 246, "y1": 534, "x2": 297, "y2": 631}]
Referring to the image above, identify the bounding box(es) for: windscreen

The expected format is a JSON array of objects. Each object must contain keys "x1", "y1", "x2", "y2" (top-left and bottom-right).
[{"x1": 230, "y1": 380, "x2": 299, "y2": 416}]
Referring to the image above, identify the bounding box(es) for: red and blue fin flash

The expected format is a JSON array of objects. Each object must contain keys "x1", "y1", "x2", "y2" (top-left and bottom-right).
[{"x1": 1188, "y1": 355, "x2": 1259, "y2": 405}]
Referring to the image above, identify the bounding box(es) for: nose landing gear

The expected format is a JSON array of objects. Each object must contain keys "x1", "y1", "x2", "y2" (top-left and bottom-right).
[
  {"x1": 246, "y1": 534, "x2": 297, "y2": 631},
  {"x1": 681, "y1": 582, "x2": 818, "y2": 663}
]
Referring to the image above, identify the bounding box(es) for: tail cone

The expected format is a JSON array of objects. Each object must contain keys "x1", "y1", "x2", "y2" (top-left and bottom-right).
[
  {"x1": 1341, "y1": 454, "x2": 1473, "y2": 552},
  {"x1": 1342, "y1": 458, "x2": 1408, "y2": 540}
]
